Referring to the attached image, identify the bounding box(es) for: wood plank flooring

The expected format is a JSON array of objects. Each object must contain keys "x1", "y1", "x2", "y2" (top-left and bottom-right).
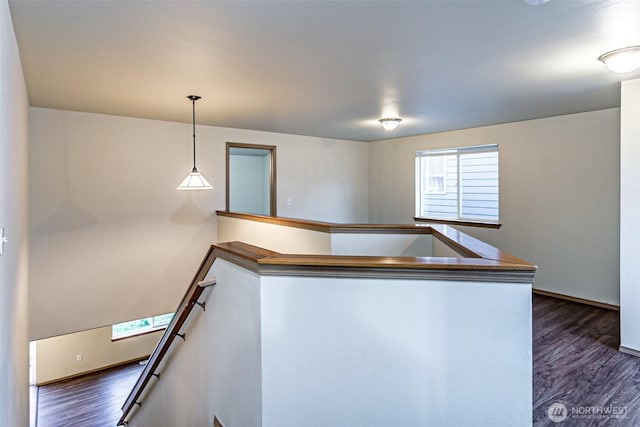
[
  {"x1": 533, "y1": 294, "x2": 640, "y2": 426},
  {"x1": 35, "y1": 296, "x2": 640, "y2": 426},
  {"x1": 36, "y1": 362, "x2": 143, "y2": 427}
]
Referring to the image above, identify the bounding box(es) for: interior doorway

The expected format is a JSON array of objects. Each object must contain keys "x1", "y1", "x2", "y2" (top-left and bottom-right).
[{"x1": 226, "y1": 142, "x2": 277, "y2": 216}]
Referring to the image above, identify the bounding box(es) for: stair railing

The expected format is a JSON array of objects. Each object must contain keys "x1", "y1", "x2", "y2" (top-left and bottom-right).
[{"x1": 117, "y1": 246, "x2": 217, "y2": 426}]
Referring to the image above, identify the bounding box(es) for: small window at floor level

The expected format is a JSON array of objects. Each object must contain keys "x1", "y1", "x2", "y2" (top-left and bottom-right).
[
  {"x1": 112, "y1": 312, "x2": 174, "y2": 340},
  {"x1": 415, "y1": 144, "x2": 499, "y2": 222}
]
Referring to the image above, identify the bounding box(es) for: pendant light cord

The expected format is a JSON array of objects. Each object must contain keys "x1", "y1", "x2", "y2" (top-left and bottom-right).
[
  {"x1": 177, "y1": 95, "x2": 212, "y2": 190},
  {"x1": 191, "y1": 96, "x2": 197, "y2": 171}
]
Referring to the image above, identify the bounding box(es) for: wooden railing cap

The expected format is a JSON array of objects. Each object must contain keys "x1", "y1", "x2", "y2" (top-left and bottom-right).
[{"x1": 216, "y1": 210, "x2": 536, "y2": 268}]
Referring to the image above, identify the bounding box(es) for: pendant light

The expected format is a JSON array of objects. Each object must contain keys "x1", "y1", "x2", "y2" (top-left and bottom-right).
[{"x1": 177, "y1": 95, "x2": 213, "y2": 190}]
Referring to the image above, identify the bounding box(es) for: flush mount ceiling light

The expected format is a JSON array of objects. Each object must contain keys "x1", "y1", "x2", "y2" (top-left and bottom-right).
[
  {"x1": 524, "y1": 0, "x2": 550, "y2": 5},
  {"x1": 379, "y1": 117, "x2": 402, "y2": 131},
  {"x1": 598, "y1": 46, "x2": 640, "y2": 74},
  {"x1": 177, "y1": 95, "x2": 213, "y2": 190}
]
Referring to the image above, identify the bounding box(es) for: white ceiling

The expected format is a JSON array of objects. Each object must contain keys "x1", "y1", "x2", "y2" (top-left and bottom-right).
[{"x1": 8, "y1": 0, "x2": 640, "y2": 142}]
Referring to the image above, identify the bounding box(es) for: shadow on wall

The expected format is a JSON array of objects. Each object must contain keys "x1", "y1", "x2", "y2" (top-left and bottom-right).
[
  {"x1": 37, "y1": 198, "x2": 98, "y2": 233},
  {"x1": 170, "y1": 196, "x2": 210, "y2": 225},
  {"x1": 37, "y1": 193, "x2": 210, "y2": 232}
]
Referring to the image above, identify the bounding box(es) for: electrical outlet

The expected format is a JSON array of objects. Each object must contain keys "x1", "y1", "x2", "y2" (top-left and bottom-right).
[{"x1": 76, "y1": 353, "x2": 83, "y2": 362}]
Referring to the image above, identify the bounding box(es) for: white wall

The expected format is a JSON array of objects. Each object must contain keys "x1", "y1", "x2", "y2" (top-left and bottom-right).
[
  {"x1": 219, "y1": 215, "x2": 434, "y2": 257},
  {"x1": 128, "y1": 259, "x2": 262, "y2": 427},
  {"x1": 34, "y1": 326, "x2": 161, "y2": 385},
  {"x1": 330, "y1": 233, "x2": 432, "y2": 256},
  {"x1": 432, "y1": 237, "x2": 463, "y2": 258},
  {"x1": 620, "y1": 78, "x2": 640, "y2": 354},
  {"x1": 127, "y1": 257, "x2": 532, "y2": 427},
  {"x1": 261, "y1": 276, "x2": 532, "y2": 427},
  {"x1": 218, "y1": 215, "x2": 331, "y2": 255},
  {"x1": 28, "y1": 108, "x2": 370, "y2": 340},
  {"x1": 0, "y1": 1, "x2": 30, "y2": 424},
  {"x1": 279, "y1": 137, "x2": 369, "y2": 222},
  {"x1": 370, "y1": 109, "x2": 620, "y2": 305}
]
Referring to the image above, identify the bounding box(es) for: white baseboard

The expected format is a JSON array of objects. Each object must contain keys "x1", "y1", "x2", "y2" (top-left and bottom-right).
[
  {"x1": 619, "y1": 345, "x2": 640, "y2": 358},
  {"x1": 532, "y1": 288, "x2": 619, "y2": 311}
]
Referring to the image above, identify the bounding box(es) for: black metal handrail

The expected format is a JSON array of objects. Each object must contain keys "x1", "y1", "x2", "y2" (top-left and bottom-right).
[{"x1": 117, "y1": 245, "x2": 217, "y2": 426}]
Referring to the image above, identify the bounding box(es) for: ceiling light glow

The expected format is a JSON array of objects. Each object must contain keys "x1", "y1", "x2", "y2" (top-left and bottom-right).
[
  {"x1": 598, "y1": 46, "x2": 640, "y2": 74},
  {"x1": 379, "y1": 118, "x2": 402, "y2": 131}
]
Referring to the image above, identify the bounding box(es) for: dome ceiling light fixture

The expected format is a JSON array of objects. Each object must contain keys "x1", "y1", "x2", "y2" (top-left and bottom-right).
[
  {"x1": 598, "y1": 46, "x2": 640, "y2": 74},
  {"x1": 177, "y1": 95, "x2": 213, "y2": 191},
  {"x1": 379, "y1": 117, "x2": 402, "y2": 131}
]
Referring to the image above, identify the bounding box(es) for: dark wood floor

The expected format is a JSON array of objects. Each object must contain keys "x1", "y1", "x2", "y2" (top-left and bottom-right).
[
  {"x1": 36, "y1": 362, "x2": 143, "y2": 427},
  {"x1": 533, "y1": 294, "x2": 640, "y2": 426},
  {"x1": 35, "y1": 296, "x2": 640, "y2": 426}
]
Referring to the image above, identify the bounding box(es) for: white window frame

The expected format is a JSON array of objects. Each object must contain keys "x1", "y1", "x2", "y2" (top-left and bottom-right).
[{"x1": 415, "y1": 144, "x2": 499, "y2": 223}]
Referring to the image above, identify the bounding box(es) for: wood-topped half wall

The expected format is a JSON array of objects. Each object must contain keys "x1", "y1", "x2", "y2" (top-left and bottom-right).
[
  {"x1": 215, "y1": 211, "x2": 537, "y2": 283},
  {"x1": 121, "y1": 212, "x2": 537, "y2": 425}
]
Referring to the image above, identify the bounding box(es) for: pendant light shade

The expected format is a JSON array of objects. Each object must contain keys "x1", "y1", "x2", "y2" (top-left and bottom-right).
[
  {"x1": 177, "y1": 167, "x2": 213, "y2": 190},
  {"x1": 177, "y1": 95, "x2": 213, "y2": 190}
]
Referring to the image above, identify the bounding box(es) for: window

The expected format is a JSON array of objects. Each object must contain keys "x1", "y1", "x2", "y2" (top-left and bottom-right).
[
  {"x1": 424, "y1": 156, "x2": 447, "y2": 194},
  {"x1": 415, "y1": 144, "x2": 499, "y2": 223},
  {"x1": 111, "y1": 312, "x2": 174, "y2": 340}
]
